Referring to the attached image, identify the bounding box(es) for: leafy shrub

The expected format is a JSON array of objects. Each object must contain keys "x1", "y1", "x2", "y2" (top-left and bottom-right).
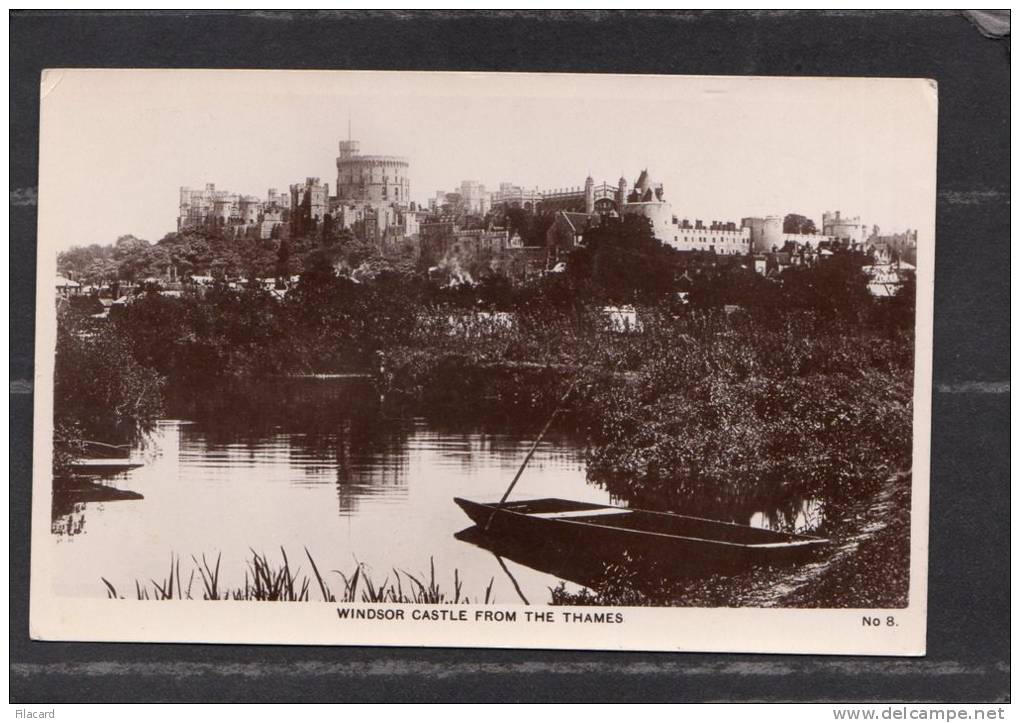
[{"x1": 53, "y1": 305, "x2": 166, "y2": 471}]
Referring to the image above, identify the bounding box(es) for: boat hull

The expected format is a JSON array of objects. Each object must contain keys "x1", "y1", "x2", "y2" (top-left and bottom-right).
[
  {"x1": 454, "y1": 497, "x2": 827, "y2": 571},
  {"x1": 68, "y1": 459, "x2": 143, "y2": 477}
]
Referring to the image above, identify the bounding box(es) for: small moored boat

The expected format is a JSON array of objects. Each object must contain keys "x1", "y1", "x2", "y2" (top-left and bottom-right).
[
  {"x1": 454, "y1": 497, "x2": 828, "y2": 569},
  {"x1": 68, "y1": 458, "x2": 144, "y2": 477}
]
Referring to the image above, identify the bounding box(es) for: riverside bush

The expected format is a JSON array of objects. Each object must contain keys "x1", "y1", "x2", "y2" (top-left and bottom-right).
[{"x1": 386, "y1": 307, "x2": 914, "y2": 522}]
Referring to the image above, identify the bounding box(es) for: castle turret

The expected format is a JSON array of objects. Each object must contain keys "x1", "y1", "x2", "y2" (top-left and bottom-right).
[
  {"x1": 213, "y1": 197, "x2": 233, "y2": 226},
  {"x1": 634, "y1": 169, "x2": 651, "y2": 199},
  {"x1": 584, "y1": 175, "x2": 595, "y2": 215},
  {"x1": 763, "y1": 215, "x2": 784, "y2": 253},
  {"x1": 617, "y1": 175, "x2": 628, "y2": 212},
  {"x1": 238, "y1": 195, "x2": 260, "y2": 225},
  {"x1": 337, "y1": 139, "x2": 361, "y2": 161},
  {"x1": 822, "y1": 209, "x2": 866, "y2": 245}
]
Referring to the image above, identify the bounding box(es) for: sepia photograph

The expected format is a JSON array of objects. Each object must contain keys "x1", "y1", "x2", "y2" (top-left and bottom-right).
[{"x1": 31, "y1": 69, "x2": 935, "y2": 653}]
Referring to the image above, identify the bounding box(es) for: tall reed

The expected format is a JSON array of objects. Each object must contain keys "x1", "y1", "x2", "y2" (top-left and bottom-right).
[{"x1": 101, "y1": 549, "x2": 496, "y2": 604}]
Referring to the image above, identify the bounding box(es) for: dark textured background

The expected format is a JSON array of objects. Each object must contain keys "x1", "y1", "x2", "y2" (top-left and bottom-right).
[{"x1": 10, "y1": 10, "x2": 1010, "y2": 703}]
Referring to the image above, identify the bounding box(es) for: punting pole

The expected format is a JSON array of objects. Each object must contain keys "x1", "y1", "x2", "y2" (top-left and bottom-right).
[{"x1": 484, "y1": 376, "x2": 581, "y2": 531}]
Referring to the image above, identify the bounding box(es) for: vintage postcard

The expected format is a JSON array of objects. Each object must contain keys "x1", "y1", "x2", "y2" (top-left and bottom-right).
[{"x1": 31, "y1": 69, "x2": 935, "y2": 654}]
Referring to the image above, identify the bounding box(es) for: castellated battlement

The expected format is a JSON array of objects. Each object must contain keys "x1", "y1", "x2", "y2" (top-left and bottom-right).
[
  {"x1": 338, "y1": 155, "x2": 409, "y2": 166},
  {"x1": 337, "y1": 139, "x2": 361, "y2": 159},
  {"x1": 822, "y1": 210, "x2": 867, "y2": 244},
  {"x1": 740, "y1": 209, "x2": 869, "y2": 253},
  {"x1": 177, "y1": 183, "x2": 291, "y2": 239},
  {"x1": 822, "y1": 210, "x2": 862, "y2": 226}
]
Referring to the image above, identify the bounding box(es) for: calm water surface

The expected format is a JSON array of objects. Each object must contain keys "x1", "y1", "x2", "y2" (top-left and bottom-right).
[
  {"x1": 52, "y1": 378, "x2": 822, "y2": 602},
  {"x1": 52, "y1": 379, "x2": 611, "y2": 603}
]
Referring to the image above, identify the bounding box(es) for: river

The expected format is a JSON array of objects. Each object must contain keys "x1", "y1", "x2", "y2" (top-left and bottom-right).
[
  {"x1": 51, "y1": 377, "x2": 823, "y2": 603},
  {"x1": 51, "y1": 378, "x2": 611, "y2": 603}
]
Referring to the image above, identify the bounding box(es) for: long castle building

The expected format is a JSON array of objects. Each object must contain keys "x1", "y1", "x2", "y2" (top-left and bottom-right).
[
  {"x1": 491, "y1": 168, "x2": 870, "y2": 260},
  {"x1": 177, "y1": 183, "x2": 290, "y2": 239},
  {"x1": 177, "y1": 134, "x2": 882, "y2": 271}
]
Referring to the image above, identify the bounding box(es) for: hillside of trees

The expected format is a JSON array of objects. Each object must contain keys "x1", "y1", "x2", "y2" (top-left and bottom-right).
[{"x1": 57, "y1": 224, "x2": 418, "y2": 286}]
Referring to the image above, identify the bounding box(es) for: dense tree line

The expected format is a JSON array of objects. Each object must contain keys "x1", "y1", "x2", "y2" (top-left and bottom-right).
[
  {"x1": 56, "y1": 225, "x2": 411, "y2": 286},
  {"x1": 58, "y1": 211, "x2": 907, "y2": 324}
]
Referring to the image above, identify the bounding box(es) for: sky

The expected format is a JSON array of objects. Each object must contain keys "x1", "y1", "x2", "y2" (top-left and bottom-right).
[{"x1": 38, "y1": 70, "x2": 937, "y2": 251}]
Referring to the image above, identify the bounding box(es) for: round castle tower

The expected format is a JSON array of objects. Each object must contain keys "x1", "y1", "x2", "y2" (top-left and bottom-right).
[
  {"x1": 336, "y1": 139, "x2": 410, "y2": 206},
  {"x1": 620, "y1": 169, "x2": 672, "y2": 241},
  {"x1": 762, "y1": 215, "x2": 784, "y2": 252}
]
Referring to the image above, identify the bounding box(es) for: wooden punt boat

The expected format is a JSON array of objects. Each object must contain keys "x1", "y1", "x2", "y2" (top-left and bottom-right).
[
  {"x1": 68, "y1": 458, "x2": 143, "y2": 477},
  {"x1": 454, "y1": 497, "x2": 829, "y2": 568}
]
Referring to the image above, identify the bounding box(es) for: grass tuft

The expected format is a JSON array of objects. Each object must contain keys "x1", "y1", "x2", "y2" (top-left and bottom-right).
[{"x1": 104, "y1": 549, "x2": 496, "y2": 604}]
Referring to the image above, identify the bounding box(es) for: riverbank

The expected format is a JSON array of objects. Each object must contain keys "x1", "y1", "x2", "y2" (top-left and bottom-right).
[
  {"x1": 550, "y1": 471, "x2": 911, "y2": 608},
  {"x1": 381, "y1": 308, "x2": 914, "y2": 608}
]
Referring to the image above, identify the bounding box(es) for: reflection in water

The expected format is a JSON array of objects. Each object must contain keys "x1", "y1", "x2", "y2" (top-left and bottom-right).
[
  {"x1": 51, "y1": 479, "x2": 145, "y2": 537},
  {"x1": 50, "y1": 378, "x2": 826, "y2": 602},
  {"x1": 750, "y1": 497, "x2": 824, "y2": 534},
  {"x1": 455, "y1": 525, "x2": 614, "y2": 590},
  {"x1": 52, "y1": 501, "x2": 86, "y2": 537},
  {"x1": 50, "y1": 379, "x2": 606, "y2": 603},
  {"x1": 453, "y1": 514, "x2": 814, "y2": 593}
]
